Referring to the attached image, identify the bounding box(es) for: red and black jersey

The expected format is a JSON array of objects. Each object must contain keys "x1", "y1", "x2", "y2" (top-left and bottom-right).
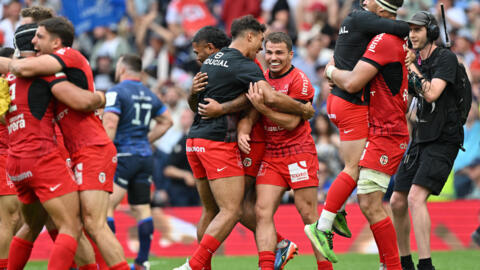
[
  {"x1": 262, "y1": 66, "x2": 317, "y2": 158},
  {"x1": 49, "y1": 47, "x2": 111, "y2": 154},
  {"x1": 360, "y1": 33, "x2": 409, "y2": 136},
  {"x1": 6, "y1": 72, "x2": 66, "y2": 158},
  {"x1": 0, "y1": 124, "x2": 8, "y2": 155}
]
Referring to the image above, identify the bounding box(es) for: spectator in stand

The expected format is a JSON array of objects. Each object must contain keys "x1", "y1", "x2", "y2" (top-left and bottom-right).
[
  {"x1": 292, "y1": 35, "x2": 323, "y2": 86},
  {"x1": 453, "y1": 28, "x2": 476, "y2": 68},
  {"x1": 317, "y1": 158, "x2": 335, "y2": 203},
  {"x1": 164, "y1": 109, "x2": 200, "y2": 207},
  {"x1": 24, "y1": 0, "x2": 61, "y2": 13},
  {"x1": 312, "y1": 113, "x2": 342, "y2": 176},
  {"x1": 433, "y1": 0, "x2": 467, "y2": 44},
  {"x1": 453, "y1": 98, "x2": 480, "y2": 198},
  {"x1": 142, "y1": 32, "x2": 173, "y2": 87},
  {"x1": 126, "y1": 0, "x2": 158, "y2": 54},
  {"x1": 295, "y1": 0, "x2": 339, "y2": 46},
  {"x1": 93, "y1": 54, "x2": 115, "y2": 92},
  {"x1": 222, "y1": 0, "x2": 261, "y2": 36},
  {"x1": 266, "y1": 0, "x2": 298, "y2": 45},
  {"x1": 89, "y1": 24, "x2": 131, "y2": 70},
  {"x1": 464, "y1": 158, "x2": 480, "y2": 199},
  {"x1": 0, "y1": 0, "x2": 21, "y2": 48}
]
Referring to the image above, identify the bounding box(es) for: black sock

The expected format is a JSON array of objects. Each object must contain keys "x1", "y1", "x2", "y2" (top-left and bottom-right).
[
  {"x1": 476, "y1": 225, "x2": 480, "y2": 234},
  {"x1": 417, "y1": 258, "x2": 434, "y2": 270},
  {"x1": 401, "y1": 255, "x2": 415, "y2": 269}
]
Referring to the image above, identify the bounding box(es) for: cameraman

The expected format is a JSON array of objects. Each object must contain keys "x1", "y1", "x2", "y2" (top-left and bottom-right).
[{"x1": 389, "y1": 11, "x2": 463, "y2": 270}]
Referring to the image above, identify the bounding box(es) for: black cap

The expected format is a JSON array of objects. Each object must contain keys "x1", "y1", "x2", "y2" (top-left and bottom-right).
[
  {"x1": 14, "y1": 23, "x2": 38, "y2": 52},
  {"x1": 407, "y1": 11, "x2": 431, "y2": 26}
]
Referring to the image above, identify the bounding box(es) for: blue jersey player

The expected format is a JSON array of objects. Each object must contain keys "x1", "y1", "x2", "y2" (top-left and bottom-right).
[{"x1": 103, "y1": 54, "x2": 173, "y2": 270}]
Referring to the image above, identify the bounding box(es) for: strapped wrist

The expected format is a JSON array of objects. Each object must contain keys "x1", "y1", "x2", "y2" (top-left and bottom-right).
[{"x1": 326, "y1": 65, "x2": 336, "y2": 80}]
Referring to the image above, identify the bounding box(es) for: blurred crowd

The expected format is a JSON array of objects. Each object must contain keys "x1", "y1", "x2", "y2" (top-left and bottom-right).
[{"x1": 1, "y1": 0, "x2": 480, "y2": 206}]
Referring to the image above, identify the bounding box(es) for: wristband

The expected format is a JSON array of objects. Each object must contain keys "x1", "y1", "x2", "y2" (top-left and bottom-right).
[{"x1": 326, "y1": 65, "x2": 336, "y2": 80}]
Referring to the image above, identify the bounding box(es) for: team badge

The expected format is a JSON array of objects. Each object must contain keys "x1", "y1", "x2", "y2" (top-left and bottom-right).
[
  {"x1": 399, "y1": 143, "x2": 408, "y2": 150},
  {"x1": 379, "y1": 155, "x2": 389, "y2": 166},
  {"x1": 243, "y1": 158, "x2": 252, "y2": 167},
  {"x1": 98, "y1": 172, "x2": 106, "y2": 184},
  {"x1": 112, "y1": 156, "x2": 118, "y2": 163}
]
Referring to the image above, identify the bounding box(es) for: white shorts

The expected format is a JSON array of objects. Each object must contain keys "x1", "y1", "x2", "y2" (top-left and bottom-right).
[{"x1": 357, "y1": 168, "x2": 391, "y2": 194}]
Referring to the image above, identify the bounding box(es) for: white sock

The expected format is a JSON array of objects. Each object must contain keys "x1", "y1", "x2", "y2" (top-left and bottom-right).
[{"x1": 316, "y1": 210, "x2": 336, "y2": 231}]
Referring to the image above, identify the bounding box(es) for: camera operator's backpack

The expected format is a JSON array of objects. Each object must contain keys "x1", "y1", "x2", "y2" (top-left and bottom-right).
[{"x1": 453, "y1": 62, "x2": 472, "y2": 125}]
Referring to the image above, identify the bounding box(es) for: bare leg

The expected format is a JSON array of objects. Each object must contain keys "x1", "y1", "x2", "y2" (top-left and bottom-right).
[
  {"x1": 0, "y1": 195, "x2": 21, "y2": 258},
  {"x1": 239, "y1": 175, "x2": 257, "y2": 232},
  {"x1": 254, "y1": 184, "x2": 285, "y2": 252},
  {"x1": 408, "y1": 185, "x2": 432, "y2": 259},
  {"x1": 195, "y1": 177, "x2": 218, "y2": 242},
  {"x1": 390, "y1": 191, "x2": 411, "y2": 256}
]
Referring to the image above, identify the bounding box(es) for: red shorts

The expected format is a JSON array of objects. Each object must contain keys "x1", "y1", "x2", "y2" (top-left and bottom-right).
[
  {"x1": 0, "y1": 154, "x2": 16, "y2": 196},
  {"x1": 256, "y1": 152, "x2": 319, "y2": 190},
  {"x1": 359, "y1": 135, "x2": 409, "y2": 175},
  {"x1": 71, "y1": 143, "x2": 117, "y2": 192},
  {"x1": 326, "y1": 94, "x2": 368, "y2": 141},
  {"x1": 186, "y1": 138, "x2": 244, "y2": 180},
  {"x1": 6, "y1": 150, "x2": 77, "y2": 204},
  {"x1": 241, "y1": 142, "x2": 265, "y2": 178}
]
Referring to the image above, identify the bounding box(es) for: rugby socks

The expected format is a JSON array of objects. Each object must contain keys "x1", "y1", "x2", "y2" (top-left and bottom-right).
[
  {"x1": 276, "y1": 232, "x2": 285, "y2": 244},
  {"x1": 418, "y1": 258, "x2": 434, "y2": 270},
  {"x1": 8, "y1": 237, "x2": 33, "y2": 270},
  {"x1": 372, "y1": 225, "x2": 386, "y2": 266},
  {"x1": 0, "y1": 258, "x2": 7, "y2": 269},
  {"x1": 370, "y1": 217, "x2": 401, "y2": 270},
  {"x1": 258, "y1": 251, "x2": 275, "y2": 270},
  {"x1": 189, "y1": 234, "x2": 220, "y2": 270},
  {"x1": 401, "y1": 255, "x2": 415, "y2": 270},
  {"x1": 317, "y1": 260, "x2": 334, "y2": 270},
  {"x1": 318, "y1": 172, "x2": 356, "y2": 231},
  {"x1": 79, "y1": 264, "x2": 98, "y2": 270},
  {"x1": 109, "y1": 261, "x2": 130, "y2": 270},
  {"x1": 85, "y1": 231, "x2": 108, "y2": 270},
  {"x1": 107, "y1": 217, "x2": 116, "y2": 234},
  {"x1": 48, "y1": 234, "x2": 78, "y2": 270},
  {"x1": 135, "y1": 217, "x2": 154, "y2": 265}
]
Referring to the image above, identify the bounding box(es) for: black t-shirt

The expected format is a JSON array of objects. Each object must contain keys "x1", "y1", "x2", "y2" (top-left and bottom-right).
[
  {"x1": 414, "y1": 47, "x2": 463, "y2": 144},
  {"x1": 188, "y1": 47, "x2": 265, "y2": 142},
  {"x1": 331, "y1": 8, "x2": 410, "y2": 105},
  {"x1": 167, "y1": 135, "x2": 192, "y2": 186}
]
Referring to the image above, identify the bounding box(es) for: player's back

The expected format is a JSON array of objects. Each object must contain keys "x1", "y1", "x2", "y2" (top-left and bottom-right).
[
  {"x1": 362, "y1": 33, "x2": 408, "y2": 136},
  {"x1": 105, "y1": 80, "x2": 165, "y2": 156},
  {"x1": 5, "y1": 73, "x2": 61, "y2": 158},
  {"x1": 51, "y1": 47, "x2": 111, "y2": 154}
]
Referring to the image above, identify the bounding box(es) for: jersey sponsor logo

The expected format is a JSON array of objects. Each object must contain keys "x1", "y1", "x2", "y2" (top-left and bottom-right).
[
  {"x1": 327, "y1": 113, "x2": 336, "y2": 119},
  {"x1": 339, "y1": 26, "x2": 349, "y2": 35},
  {"x1": 379, "y1": 154, "x2": 389, "y2": 165},
  {"x1": 74, "y1": 163, "x2": 83, "y2": 185},
  {"x1": 8, "y1": 171, "x2": 33, "y2": 182},
  {"x1": 288, "y1": 161, "x2": 309, "y2": 183},
  {"x1": 368, "y1": 33, "x2": 385, "y2": 53},
  {"x1": 299, "y1": 72, "x2": 309, "y2": 96},
  {"x1": 6, "y1": 178, "x2": 14, "y2": 188},
  {"x1": 49, "y1": 184, "x2": 61, "y2": 192},
  {"x1": 264, "y1": 125, "x2": 284, "y2": 132},
  {"x1": 203, "y1": 58, "x2": 229, "y2": 68},
  {"x1": 98, "y1": 172, "x2": 106, "y2": 184},
  {"x1": 56, "y1": 108, "x2": 69, "y2": 122},
  {"x1": 186, "y1": 146, "x2": 206, "y2": 153},
  {"x1": 105, "y1": 92, "x2": 117, "y2": 107},
  {"x1": 56, "y1": 48, "x2": 66, "y2": 55},
  {"x1": 243, "y1": 157, "x2": 252, "y2": 167},
  {"x1": 7, "y1": 113, "x2": 25, "y2": 134},
  {"x1": 257, "y1": 162, "x2": 267, "y2": 177},
  {"x1": 216, "y1": 166, "x2": 227, "y2": 172}
]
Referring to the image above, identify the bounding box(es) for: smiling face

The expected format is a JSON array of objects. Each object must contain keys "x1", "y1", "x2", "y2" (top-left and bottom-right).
[
  {"x1": 246, "y1": 31, "x2": 265, "y2": 60},
  {"x1": 32, "y1": 26, "x2": 57, "y2": 54},
  {"x1": 264, "y1": 40, "x2": 293, "y2": 76},
  {"x1": 192, "y1": 41, "x2": 218, "y2": 64}
]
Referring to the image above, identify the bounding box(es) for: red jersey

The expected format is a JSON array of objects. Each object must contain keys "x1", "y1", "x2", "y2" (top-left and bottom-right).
[
  {"x1": 262, "y1": 66, "x2": 317, "y2": 157},
  {"x1": 49, "y1": 47, "x2": 111, "y2": 154},
  {"x1": 5, "y1": 72, "x2": 66, "y2": 158},
  {"x1": 361, "y1": 33, "x2": 409, "y2": 136},
  {"x1": 0, "y1": 123, "x2": 8, "y2": 155},
  {"x1": 251, "y1": 58, "x2": 265, "y2": 143}
]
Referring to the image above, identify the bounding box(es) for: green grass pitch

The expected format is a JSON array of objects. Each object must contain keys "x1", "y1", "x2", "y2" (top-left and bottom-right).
[{"x1": 24, "y1": 250, "x2": 480, "y2": 269}]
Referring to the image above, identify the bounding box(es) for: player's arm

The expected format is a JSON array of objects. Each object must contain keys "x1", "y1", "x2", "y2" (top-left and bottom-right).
[
  {"x1": 148, "y1": 109, "x2": 173, "y2": 143},
  {"x1": 9, "y1": 54, "x2": 62, "y2": 77},
  {"x1": 407, "y1": 63, "x2": 448, "y2": 103},
  {"x1": 198, "y1": 94, "x2": 250, "y2": 119},
  {"x1": 327, "y1": 60, "x2": 378, "y2": 93},
  {"x1": 188, "y1": 72, "x2": 208, "y2": 112},
  {"x1": 103, "y1": 112, "x2": 119, "y2": 141},
  {"x1": 51, "y1": 81, "x2": 105, "y2": 112},
  {"x1": 258, "y1": 80, "x2": 314, "y2": 120},
  {"x1": 237, "y1": 107, "x2": 259, "y2": 154},
  {"x1": 355, "y1": 10, "x2": 409, "y2": 37},
  {"x1": 248, "y1": 82, "x2": 300, "y2": 131},
  {"x1": 0, "y1": 57, "x2": 11, "y2": 74},
  {"x1": 164, "y1": 165, "x2": 196, "y2": 187}
]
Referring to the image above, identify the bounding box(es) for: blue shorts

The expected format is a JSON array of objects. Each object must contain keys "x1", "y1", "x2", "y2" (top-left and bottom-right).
[{"x1": 114, "y1": 154, "x2": 153, "y2": 205}]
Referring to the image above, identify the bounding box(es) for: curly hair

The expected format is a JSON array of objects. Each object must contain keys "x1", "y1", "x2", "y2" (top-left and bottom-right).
[
  {"x1": 230, "y1": 15, "x2": 266, "y2": 39},
  {"x1": 192, "y1": 26, "x2": 230, "y2": 49}
]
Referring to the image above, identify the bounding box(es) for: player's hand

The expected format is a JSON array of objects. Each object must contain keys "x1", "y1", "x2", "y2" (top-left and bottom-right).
[
  {"x1": 302, "y1": 102, "x2": 315, "y2": 120},
  {"x1": 192, "y1": 72, "x2": 208, "y2": 94},
  {"x1": 405, "y1": 49, "x2": 416, "y2": 68},
  {"x1": 198, "y1": 98, "x2": 223, "y2": 119},
  {"x1": 184, "y1": 173, "x2": 196, "y2": 187},
  {"x1": 238, "y1": 132, "x2": 251, "y2": 154},
  {"x1": 247, "y1": 82, "x2": 268, "y2": 113},
  {"x1": 95, "y1": 91, "x2": 106, "y2": 108}
]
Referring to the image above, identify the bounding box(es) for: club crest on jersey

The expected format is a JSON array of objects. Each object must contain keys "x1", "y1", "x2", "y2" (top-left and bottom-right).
[
  {"x1": 98, "y1": 172, "x2": 106, "y2": 184},
  {"x1": 379, "y1": 155, "x2": 389, "y2": 166},
  {"x1": 243, "y1": 157, "x2": 252, "y2": 167}
]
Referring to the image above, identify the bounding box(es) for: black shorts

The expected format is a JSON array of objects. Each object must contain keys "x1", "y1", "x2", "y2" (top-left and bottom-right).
[
  {"x1": 393, "y1": 141, "x2": 459, "y2": 195},
  {"x1": 114, "y1": 154, "x2": 153, "y2": 205}
]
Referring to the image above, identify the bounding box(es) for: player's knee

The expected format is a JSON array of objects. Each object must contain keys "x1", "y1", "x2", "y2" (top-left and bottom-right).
[
  {"x1": 82, "y1": 214, "x2": 104, "y2": 236},
  {"x1": 407, "y1": 191, "x2": 425, "y2": 209},
  {"x1": 390, "y1": 193, "x2": 408, "y2": 213},
  {"x1": 295, "y1": 201, "x2": 318, "y2": 224},
  {"x1": 254, "y1": 203, "x2": 273, "y2": 222}
]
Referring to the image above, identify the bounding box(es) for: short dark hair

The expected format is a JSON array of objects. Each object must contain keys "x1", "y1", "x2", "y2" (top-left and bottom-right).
[
  {"x1": 21, "y1": 6, "x2": 54, "y2": 22},
  {"x1": 38, "y1": 17, "x2": 75, "y2": 47},
  {"x1": 120, "y1": 54, "x2": 142, "y2": 73},
  {"x1": 230, "y1": 15, "x2": 266, "y2": 39},
  {"x1": 192, "y1": 26, "x2": 231, "y2": 49},
  {"x1": 0, "y1": 47, "x2": 15, "y2": 58},
  {"x1": 265, "y1": 32, "x2": 293, "y2": 51}
]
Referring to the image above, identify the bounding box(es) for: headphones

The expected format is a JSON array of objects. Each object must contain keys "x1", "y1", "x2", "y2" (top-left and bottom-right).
[{"x1": 421, "y1": 11, "x2": 440, "y2": 42}]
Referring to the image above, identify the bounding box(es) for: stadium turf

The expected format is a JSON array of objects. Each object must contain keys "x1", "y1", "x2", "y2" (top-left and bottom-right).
[{"x1": 24, "y1": 250, "x2": 479, "y2": 269}]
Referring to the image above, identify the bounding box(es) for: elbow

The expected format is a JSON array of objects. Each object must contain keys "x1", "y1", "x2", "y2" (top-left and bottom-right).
[
  {"x1": 343, "y1": 81, "x2": 362, "y2": 94},
  {"x1": 264, "y1": 89, "x2": 277, "y2": 107}
]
